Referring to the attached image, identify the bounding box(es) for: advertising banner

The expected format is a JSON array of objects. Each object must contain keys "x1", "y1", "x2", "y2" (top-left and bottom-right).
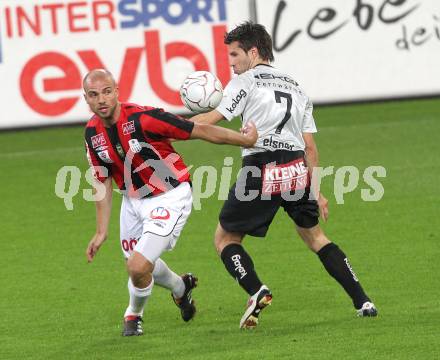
[
  {"x1": 0, "y1": 0, "x2": 249, "y2": 129},
  {"x1": 254, "y1": 0, "x2": 440, "y2": 103}
]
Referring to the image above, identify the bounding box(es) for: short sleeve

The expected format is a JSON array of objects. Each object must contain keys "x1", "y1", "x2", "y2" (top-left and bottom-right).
[
  {"x1": 302, "y1": 99, "x2": 317, "y2": 133},
  {"x1": 141, "y1": 108, "x2": 194, "y2": 140},
  {"x1": 216, "y1": 74, "x2": 252, "y2": 121}
]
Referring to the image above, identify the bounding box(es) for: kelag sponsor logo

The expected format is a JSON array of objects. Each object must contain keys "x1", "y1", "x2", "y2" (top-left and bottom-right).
[
  {"x1": 226, "y1": 89, "x2": 247, "y2": 113},
  {"x1": 1, "y1": 0, "x2": 230, "y2": 117}
]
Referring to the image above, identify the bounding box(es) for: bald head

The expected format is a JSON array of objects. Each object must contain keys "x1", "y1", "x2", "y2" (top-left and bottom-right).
[
  {"x1": 83, "y1": 69, "x2": 120, "y2": 123},
  {"x1": 83, "y1": 69, "x2": 116, "y2": 91}
]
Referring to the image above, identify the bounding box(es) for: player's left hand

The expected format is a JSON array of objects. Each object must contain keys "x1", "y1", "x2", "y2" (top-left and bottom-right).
[
  {"x1": 240, "y1": 122, "x2": 258, "y2": 147},
  {"x1": 318, "y1": 193, "x2": 329, "y2": 222},
  {"x1": 86, "y1": 233, "x2": 107, "y2": 263}
]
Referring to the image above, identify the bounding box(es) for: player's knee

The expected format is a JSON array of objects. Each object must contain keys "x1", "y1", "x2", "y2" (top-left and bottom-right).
[
  {"x1": 214, "y1": 231, "x2": 224, "y2": 255},
  {"x1": 214, "y1": 235, "x2": 233, "y2": 255},
  {"x1": 312, "y1": 233, "x2": 330, "y2": 252},
  {"x1": 214, "y1": 223, "x2": 243, "y2": 255},
  {"x1": 127, "y1": 255, "x2": 153, "y2": 287},
  {"x1": 297, "y1": 225, "x2": 330, "y2": 253},
  {"x1": 306, "y1": 232, "x2": 330, "y2": 253}
]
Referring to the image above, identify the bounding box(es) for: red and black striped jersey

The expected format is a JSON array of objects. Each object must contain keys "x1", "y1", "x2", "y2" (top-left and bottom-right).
[{"x1": 84, "y1": 103, "x2": 194, "y2": 198}]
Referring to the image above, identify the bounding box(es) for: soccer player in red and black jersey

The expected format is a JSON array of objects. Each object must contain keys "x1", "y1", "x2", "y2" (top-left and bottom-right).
[{"x1": 83, "y1": 69, "x2": 257, "y2": 336}]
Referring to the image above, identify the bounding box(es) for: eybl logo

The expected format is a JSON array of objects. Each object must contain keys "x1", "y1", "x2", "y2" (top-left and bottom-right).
[
  {"x1": 14, "y1": 0, "x2": 230, "y2": 117},
  {"x1": 118, "y1": 0, "x2": 227, "y2": 28},
  {"x1": 19, "y1": 25, "x2": 230, "y2": 116}
]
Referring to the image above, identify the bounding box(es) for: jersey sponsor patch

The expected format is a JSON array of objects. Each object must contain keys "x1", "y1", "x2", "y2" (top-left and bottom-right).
[
  {"x1": 95, "y1": 145, "x2": 108, "y2": 152},
  {"x1": 262, "y1": 136, "x2": 296, "y2": 151},
  {"x1": 262, "y1": 158, "x2": 308, "y2": 195},
  {"x1": 97, "y1": 150, "x2": 113, "y2": 163},
  {"x1": 122, "y1": 121, "x2": 136, "y2": 135},
  {"x1": 91, "y1": 133, "x2": 106, "y2": 148},
  {"x1": 128, "y1": 139, "x2": 142, "y2": 153},
  {"x1": 150, "y1": 207, "x2": 171, "y2": 220},
  {"x1": 146, "y1": 206, "x2": 181, "y2": 237},
  {"x1": 254, "y1": 72, "x2": 299, "y2": 86},
  {"x1": 225, "y1": 89, "x2": 247, "y2": 113}
]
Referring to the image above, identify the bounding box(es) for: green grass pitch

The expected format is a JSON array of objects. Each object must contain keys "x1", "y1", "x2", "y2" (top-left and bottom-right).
[{"x1": 0, "y1": 99, "x2": 439, "y2": 359}]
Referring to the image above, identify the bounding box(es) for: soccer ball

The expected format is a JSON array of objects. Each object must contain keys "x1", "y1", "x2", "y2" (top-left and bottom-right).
[{"x1": 179, "y1": 71, "x2": 223, "y2": 113}]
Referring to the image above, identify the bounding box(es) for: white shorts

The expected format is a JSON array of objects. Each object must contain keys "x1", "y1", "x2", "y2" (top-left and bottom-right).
[{"x1": 120, "y1": 182, "x2": 192, "y2": 263}]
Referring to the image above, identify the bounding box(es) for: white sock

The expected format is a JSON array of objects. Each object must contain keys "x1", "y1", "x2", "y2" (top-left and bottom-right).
[
  {"x1": 152, "y1": 258, "x2": 185, "y2": 298},
  {"x1": 124, "y1": 277, "x2": 154, "y2": 318}
]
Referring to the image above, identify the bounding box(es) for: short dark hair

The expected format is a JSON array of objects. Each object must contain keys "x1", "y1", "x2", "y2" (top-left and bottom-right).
[{"x1": 224, "y1": 22, "x2": 274, "y2": 62}]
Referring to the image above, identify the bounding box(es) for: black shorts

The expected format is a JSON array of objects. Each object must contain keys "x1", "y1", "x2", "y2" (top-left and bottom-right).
[{"x1": 219, "y1": 150, "x2": 319, "y2": 237}]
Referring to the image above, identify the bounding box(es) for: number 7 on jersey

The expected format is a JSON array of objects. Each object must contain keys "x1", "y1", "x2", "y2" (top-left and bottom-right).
[{"x1": 274, "y1": 91, "x2": 292, "y2": 134}]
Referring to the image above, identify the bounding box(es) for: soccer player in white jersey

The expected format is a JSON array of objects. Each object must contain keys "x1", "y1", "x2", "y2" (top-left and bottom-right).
[{"x1": 191, "y1": 22, "x2": 377, "y2": 329}]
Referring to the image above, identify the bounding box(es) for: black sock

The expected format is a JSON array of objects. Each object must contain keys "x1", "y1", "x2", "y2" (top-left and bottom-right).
[
  {"x1": 317, "y1": 243, "x2": 370, "y2": 309},
  {"x1": 220, "y1": 244, "x2": 263, "y2": 296}
]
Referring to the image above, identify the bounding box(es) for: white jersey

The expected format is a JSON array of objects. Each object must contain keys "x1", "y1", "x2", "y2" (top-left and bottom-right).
[{"x1": 216, "y1": 64, "x2": 317, "y2": 157}]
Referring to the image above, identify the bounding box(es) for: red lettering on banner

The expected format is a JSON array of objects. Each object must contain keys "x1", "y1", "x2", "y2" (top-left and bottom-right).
[
  {"x1": 17, "y1": 5, "x2": 41, "y2": 37},
  {"x1": 5, "y1": 8, "x2": 13, "y2": 37},
  {"x1": 20, "y1": 52, "x2": 81, "y2": 116},
  {"x1": 68, "y1": 2, "x2": 89, "y2": 32},
  {"x1": 145, "y1": 25, "x2": 230, "y2": 106},
  {"x1": 93, "y1": 1, "x2": 116, "y2": 31},
  {"x1": 146, "y1": 30, "x2": 209, "y2": 105},
  {"x1": 18, "y1": 25, "x2": 231, "y2": 116},
  {"x1": 41, "y1": 4, "x2": 64, "y2": 34},
  {"x1": 77, "y1": 48, "x2": 143, "y2": 101},
  {"x1": 5, "y1": 1, "x2": 116, "y2": 38},
  {"x1": 213, "y1": 25, "x2": 232, "y2": 86}
]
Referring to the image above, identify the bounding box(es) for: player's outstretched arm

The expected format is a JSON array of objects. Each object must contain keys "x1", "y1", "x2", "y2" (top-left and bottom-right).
[
  {"x1": 167, "y1": 110, "x2": 224, "y2": 143},
  {"x1": 190, "y1": 109, "x2": 224, "y2": 125},
  {"x1": 86, "y1": 177, "x2": 113, "y2": 262},
  {"x1": 190, "y1": 122, "x2": 257, "y2": 148}
]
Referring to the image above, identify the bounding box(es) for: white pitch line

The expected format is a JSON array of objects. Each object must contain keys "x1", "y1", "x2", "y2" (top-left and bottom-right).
[{"x1": 0, "y1": 146, "x2": 83, "y2": 158}]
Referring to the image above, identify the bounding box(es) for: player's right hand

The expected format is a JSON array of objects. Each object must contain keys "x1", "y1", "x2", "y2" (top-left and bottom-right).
[
  {"x1": 240, "y1": 121, "x2": 258, "y2": 147},
  {"x1": 86, "y1": 233, "x2": 107, "y2": 263}
]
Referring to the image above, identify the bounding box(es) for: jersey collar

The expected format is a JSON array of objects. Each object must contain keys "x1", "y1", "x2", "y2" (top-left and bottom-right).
[{"x1": 255, "y1": 63, "x2": 274, "y2": 69}]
